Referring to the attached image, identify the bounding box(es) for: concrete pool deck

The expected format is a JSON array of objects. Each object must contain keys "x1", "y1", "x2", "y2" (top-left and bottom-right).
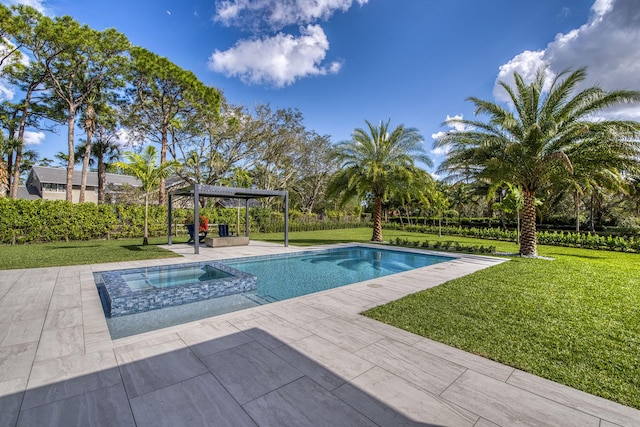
[{"x1": 0, "y1": 241, "x2": 638, "y2": 426}]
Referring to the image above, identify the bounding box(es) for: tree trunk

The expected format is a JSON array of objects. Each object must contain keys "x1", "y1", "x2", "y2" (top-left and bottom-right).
[
  {"x1": 159, "y1": 128, "x2": 168, "y2": 205},
  {"x1": 589, "y1": 192, "x2": 596, "y2": 232},
  {"x1": 11, "y1": 93, "x2": 32, "y2": 199},
  {"x1": 574, "y1": 190, "x2": 580, "y2": 232},
  {"x1": 143, "y1": 193, "x2": 149, "y2": 245},
  {"x1": 516, "y1": 209, "x2": 521, "y2": 245},
  {"x1": 371, "y1": 194, "x2": 383, "y2": 242},
  {"x1": 10, "y1": 143, "x2": 22, "y2": 200},
  {"x1": 520, "y1": 189, "x2": 537, "y2": 257},
  {"x1": 97, "y1": 152, "x2": 106, "y2": 204},
  {"x1": 79, "y1": 135, "x2": 92, "y2": 203},
  {"x1": 66, "y1": 107, "x2": 76, "y2": 202}
]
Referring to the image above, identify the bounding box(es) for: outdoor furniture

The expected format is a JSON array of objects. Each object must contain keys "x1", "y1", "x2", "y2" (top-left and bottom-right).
[
  {"x1": 205, "y1": 235, "x2": 250, "y2": 247},
  {"x1": 218, "y1": 224, "x2": 230, "y2": 237},
  {"x1": 186, "y1": 224, "x2": 208, "y2": 244}
]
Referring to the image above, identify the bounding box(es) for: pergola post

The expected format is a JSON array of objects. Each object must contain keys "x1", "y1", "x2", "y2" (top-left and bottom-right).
[
  {"x1": 245, "y1": 199, "x2": 249, "y2": 237},
  {"x1": 284, "y1": 192, "x2": 289, "y2": 247}
]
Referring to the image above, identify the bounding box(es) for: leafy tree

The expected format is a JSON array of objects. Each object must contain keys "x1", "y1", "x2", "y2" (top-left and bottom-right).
[
  {"x1": 29, "y1": 15, "x2": 130, "y2": 201},
  {"x1": 114, "y1": 146, "x2": 179, "y2": 245},
  {"x1": 125, "y1": 47, "x2": 220, "y2": 204},
  {"x1": 491, "y1": 183, "x2": 524, "y2": 243},
  {"x1": 437, "y1": 67, "x2": 640, "y2": 256},
  {"x1": 328, "y1": 119, "x2": 432, "y2": 242},
  {"x1": 292, "y1": 132, "x2": 336, "y2": 214}
]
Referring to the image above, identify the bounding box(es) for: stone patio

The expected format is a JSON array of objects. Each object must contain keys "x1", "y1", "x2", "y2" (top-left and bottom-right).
[{"x1": 1, "y1": 241, "x2": 638, "y2": 426}]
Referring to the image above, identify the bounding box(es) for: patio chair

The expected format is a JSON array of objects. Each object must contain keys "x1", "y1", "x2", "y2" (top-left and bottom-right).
[
  {"x1": 186, "y1": 224, "x2": 208, "y2": 244},
  {"x1": 218, "y1": 224, "x2": 230, "y2": 237}
]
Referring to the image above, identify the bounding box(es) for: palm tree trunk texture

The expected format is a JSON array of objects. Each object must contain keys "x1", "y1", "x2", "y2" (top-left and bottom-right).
[
  {"x1": 520, "y1": 190, "x2": 537, "y2": 257},
  {"x1": 371, "y1": 195, "x2": 383, "y2": 242},
  {"x1": 574, "y1": 190, "x2": 580, "y2": 232}
]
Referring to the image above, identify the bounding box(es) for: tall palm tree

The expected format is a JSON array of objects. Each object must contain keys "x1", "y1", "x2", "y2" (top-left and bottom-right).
[
  {"x1": 437, "y1": 67, "x2": 640, "y2": 256},
  {"x1": 328, "y1": 119, "x2": 432, "y2": 242},
  {"x1": 115, "y1": 146, "x2": 179, "y2": 245}
]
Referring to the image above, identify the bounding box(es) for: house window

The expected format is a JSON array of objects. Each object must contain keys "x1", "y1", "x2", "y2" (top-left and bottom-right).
[{"x1": 43, "y1": 183, "x2": 66, "y2": 192}]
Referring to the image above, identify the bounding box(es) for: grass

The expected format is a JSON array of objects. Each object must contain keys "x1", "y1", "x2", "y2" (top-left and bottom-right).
[
  {"x1": 2, "y1": 227, "x2": 638, "y2": 408},
  {"x1": 0, "y1": 236, "x2": 183, "y2": 269}
]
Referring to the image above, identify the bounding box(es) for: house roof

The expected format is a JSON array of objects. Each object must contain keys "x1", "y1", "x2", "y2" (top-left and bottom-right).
[
  {"x1": 16, "y1": 185, "x2": 41, "y2": 200},
  {"x1": 29, "y1": 166, "x2": 141, "y2": 187}
]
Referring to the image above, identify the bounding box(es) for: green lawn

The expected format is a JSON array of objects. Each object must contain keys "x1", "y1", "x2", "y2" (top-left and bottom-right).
[
  {"x1": 2, "y1": 227, "x2": 638, "y2": 409},
  {"x1": 0, "y1": 236, "x2": 183, "y2": 269}
]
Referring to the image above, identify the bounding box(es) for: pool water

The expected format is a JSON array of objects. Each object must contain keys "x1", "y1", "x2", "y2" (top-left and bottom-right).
[
  {"x1": 102, "y1": 246, "x2": 453, "y2": 339},
  {"x1": 121, "y1": 264, "x2": 232, "y2": 290},
  {"x1": 225, "y1": 247, "x2": 449, "y2": 301}
]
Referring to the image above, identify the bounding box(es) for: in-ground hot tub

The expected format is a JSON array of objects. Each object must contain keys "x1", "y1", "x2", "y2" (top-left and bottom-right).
[{"x1": 94, "y1": 261, "x2": 257, "y2": 317}]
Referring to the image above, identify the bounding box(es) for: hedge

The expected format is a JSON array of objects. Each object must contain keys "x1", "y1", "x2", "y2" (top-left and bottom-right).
[
  {"x1": 0, "y1": 199, "x2": 366, "y2": 244},
  {"x1": 384, "y1": 223, "x2": 640, "y2": 253}
]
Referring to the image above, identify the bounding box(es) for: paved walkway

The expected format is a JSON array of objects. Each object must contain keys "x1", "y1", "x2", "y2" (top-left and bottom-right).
[{"x1": 1, "y1": 241, "x2": 638, "y2": 426}]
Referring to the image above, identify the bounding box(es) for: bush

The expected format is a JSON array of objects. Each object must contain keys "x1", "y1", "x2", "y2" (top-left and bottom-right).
[
  {"x1": 0, "y1": 199, "x2": 369, "y2": 244},
  {"x1": 383, "y1": 222, "x2": 640, "y2": 253}
]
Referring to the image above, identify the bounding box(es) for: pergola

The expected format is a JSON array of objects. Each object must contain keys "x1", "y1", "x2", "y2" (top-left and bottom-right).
[{"x1": 168, "y1": 184, "x2": 289, "y2": 254}]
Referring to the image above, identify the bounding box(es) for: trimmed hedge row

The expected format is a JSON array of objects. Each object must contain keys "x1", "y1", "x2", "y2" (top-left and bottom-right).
[
  {"x1": 384, "y1": 223, "x2": 640, "y2": 252},
  {"x1": 388, "y1": 237, "x2": 496, "y2": 254},
  {"x1": 0, "y1": 199, "x2": 367, "y2": 244}
]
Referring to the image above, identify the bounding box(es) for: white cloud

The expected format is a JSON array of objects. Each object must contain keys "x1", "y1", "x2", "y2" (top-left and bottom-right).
[
  {"x1": 431, "y1": 115, "x2": 470, "y2": 156},
  {"x1": 209, "y1": 24, "x2": 340, "y2": 87},
  {"x1": 23, "y1": 130, "x2": 45, "y2": 145},
  {"x1": 215, "y1": 0, "x2": 369, "y2": 30},
  {"x1": 495, "y1": 0, "x2": 640, "y2": 119},
  {"x1": 493, "y1": 50, "x2": 552, "y2": 104},
  {"x1": 4, "y1": 0, "x2": 47, "y2": 14},
  {"x1": 0, "y1": 80, "x2": 14, "y2": 100}
]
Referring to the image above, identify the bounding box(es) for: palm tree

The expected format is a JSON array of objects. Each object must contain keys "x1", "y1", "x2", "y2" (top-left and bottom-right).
[
  {"x1": 114, "y1": 146, "x2": 179, "y2": 245},
  {"x1": 328, "y1": 119, "x2": 432, "y2": 242},
  {"x1": 436, "y1": 67, "x2": 640, "y2": 256}
]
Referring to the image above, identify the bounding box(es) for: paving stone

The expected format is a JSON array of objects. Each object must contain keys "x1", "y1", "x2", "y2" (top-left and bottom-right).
[
  {"x1": 506, "y1": 369, "x2": 640, "y2": 427},
  {"x1": 22, "y1": 366, "x2": 122, "y2": 410},
  {"x1": 17, "y1": 383, "x2": 135, "y2": 427},
  {"x1": 334, "y1": 366, "x2": 478, "y2": 426},
  {"x1": 34, "y1": 325, "x2": 85, "y2": 361},
  {"x1": 353, "y1": 316, "x2": 422, "y2": 346},
  {"x1": 0, "y1": 317, "x2": 45, "y2": 347},
  {"x1": 355, "y1": 337, "x2": 466, "y2": 394},
  {"x1": 244, "y1": 376, "x2": 375, "y2": 427},
  {"x1": 229, "y1": 313, "x2": 313, "y2": 349},
  {"x1": 306, "y1": 315, "x2": 384, "y2": 353},
  {"x1": 130, "y1": 373, "x2": 256, "y2": 427},
  {"x1": 178, "y1": 321, "x2": 254, "y2": 358},
  {"x1": 0, "y1": 387, "x2": 23, "y2": 427},
  {"x1": 28, "y1": 349, "x2": 118, "y2": 389},
  {"x1": 202, "y1": 340, "x2": 303, "y2": 404},
  {"x1": 441, "y1": 370, "x2": 600, "y2": 427},
  {"x1": 43, "y1": 307, "x2": 83, "y2": 330},
  {"x1": 0, "y1": 342, "x2": 37, "y2": 384},
  {"x1": 412, "y1": 338, "x2": 514, "y2": 382},
  {"x1": 273, "y1": 334, "x2": 373, "y2": 390},
  {"x1": 118, "y1": 344, "x2": 208, "y2": 399}
]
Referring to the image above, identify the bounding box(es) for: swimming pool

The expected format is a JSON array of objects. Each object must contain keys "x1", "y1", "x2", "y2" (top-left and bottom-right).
[
  {"x1": 98, "y1": 245, "x2": 454, "y2": 338},
  {"x1": 224, "y1": 246, "x2": 451, "y2": 301}
]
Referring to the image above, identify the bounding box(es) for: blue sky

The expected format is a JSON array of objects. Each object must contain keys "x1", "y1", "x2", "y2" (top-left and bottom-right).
[{"x1": 3, "y1": 0, "x2": 640, "y2": 174}]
